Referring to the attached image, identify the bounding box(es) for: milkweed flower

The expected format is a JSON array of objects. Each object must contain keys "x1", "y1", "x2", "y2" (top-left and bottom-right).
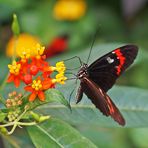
[
  {"x1": 55, "y1": 61, "x2": 66, "y2": 73},
  {"x1": 52, "y1": 73, "x2": 67, "y2": 85},
  {"x1": 32, "y1": 43, "x2": 45, "y2": 59},
  {"x1": 7, "y1": 61, "x2": 23, "y2": 87},
  {"x1": 7, "y1": 41, "x2": 67, "y2": 102},
  {"x1": 53, "y1": 0, "x2": 87, "y2": 21},
  {"x1": 24, "y1": 77, "x2": 54, "y2": 101},
  {"x1": 18, "y1": 47, "x2": 31, "y2": 63},
  {"x1": 50, "y1": 61, "x2": 66, "y2": 73}
]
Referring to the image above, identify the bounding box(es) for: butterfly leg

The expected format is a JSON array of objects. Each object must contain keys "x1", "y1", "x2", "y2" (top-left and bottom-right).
[{"x1": 63, "y1": 56, "x2": 83, "y2": 66}]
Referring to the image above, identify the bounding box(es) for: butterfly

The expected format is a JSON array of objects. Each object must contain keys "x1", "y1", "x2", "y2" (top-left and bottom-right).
[{"x1": 76, "y1": 45, "x2": 138, "y2": 126}]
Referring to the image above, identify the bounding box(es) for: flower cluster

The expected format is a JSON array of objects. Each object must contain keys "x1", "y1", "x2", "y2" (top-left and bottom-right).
[
  {"x1": 7, "y1": 108, "x2": 21, "y2": 122},
  {"x1": 6, "y1": 91, "x2": 22, "y2": 108},
  {"x1": 7, "y1": 43, "x2": 67, "y2": 102}
]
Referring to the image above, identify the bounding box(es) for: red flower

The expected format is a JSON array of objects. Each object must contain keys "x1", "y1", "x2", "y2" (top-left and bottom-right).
[
  {"x1": 44, "y1": 34, "x2": 69, "y2": 58},
  {"x1": 24, "y1": 77, "x2": 54, "y2": 102},
  {"x1": 7, "y1": 61, "x2": 23, "y2": 87},
  {"x1": 7, "y1": 74, "x2": 23, "y2": 88}
]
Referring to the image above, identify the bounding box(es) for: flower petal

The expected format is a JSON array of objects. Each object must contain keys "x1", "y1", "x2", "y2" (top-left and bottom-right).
[
  {"x1": 42, "y1": 78, "x2": 53, "y2": 90},
  {"x1": 24, "y1": 86, "x2": 33, "y2": 92},
  {"x1": 7, "y1": 74, "x2": 14, "y2": 82},
  {"x1": 38, "y1": 91, "x2": 45, "y2": 101},
  {"x1": 14, "y1": 77, "x2": 20, "y2": 88},
  {"x1": 29, "y1": 92, "x2": 37, "y2": 102}
]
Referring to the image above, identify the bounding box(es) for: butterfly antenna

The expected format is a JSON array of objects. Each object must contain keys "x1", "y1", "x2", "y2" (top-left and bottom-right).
[{"x1": 86, "y1": 29, "x2": 99, "y2": 64}]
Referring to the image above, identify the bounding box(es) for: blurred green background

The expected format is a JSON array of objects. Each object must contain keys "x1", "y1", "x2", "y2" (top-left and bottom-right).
[{"x1": 0, "y1": 0, "x2": 148, "y2": 147}]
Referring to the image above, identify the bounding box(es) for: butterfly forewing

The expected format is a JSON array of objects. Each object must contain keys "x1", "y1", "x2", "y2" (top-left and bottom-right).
[
  {"x1": 80, "y1": 77, "x2": 125, "y2": 126},
  {"x1": 88, "y1": 45, "x2": 138, "y2": 92}
]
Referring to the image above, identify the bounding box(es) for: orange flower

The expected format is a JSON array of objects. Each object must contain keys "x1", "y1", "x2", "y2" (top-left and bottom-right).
[
  {"x1": 7, "y1": 61, "x2": 23, "y2": 87},
  {"x1": 6, "y1": 33, "x2": 40, "y2": 57},
  {"x1": 24, "y1": 77, "x2": 54, "y2": 102},
  {"x1": 53, "y1": 0, "x2": 87, "y2": 21}
]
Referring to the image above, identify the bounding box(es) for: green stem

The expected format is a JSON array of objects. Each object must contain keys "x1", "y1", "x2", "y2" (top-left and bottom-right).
[
  {"x1": 17, "y1": 121, "x2": 37, "y2": 126},
  {"x1": 0, "y1": 123, "x2": 12, "y2": 128},
  {"x1": 7, "y1": 121, "x2": 37, "y2": 135},
  {"x1": 0, "y1": 121, "x2": 36, "y2": 128},
  {"x1": 12, "y1": 36, "x2": 18, "y2": 61},
  {"x1": 0, "y1": 95, "x2": 5, "y2": 105},
  {"x1": 7, "y1": 124, "x2": 17, "y2": 135},
  {"x1": 0, "y1": 73, "x2": 9, "y2": 92}
]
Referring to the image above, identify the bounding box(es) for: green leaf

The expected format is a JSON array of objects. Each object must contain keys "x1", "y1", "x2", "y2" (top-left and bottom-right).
[
  {"x1": 36, "y1": 85, "x2": 148, "y2": 128},
  {"x1": 3, "y1": 128, "x2": 34, "y2": 148},
  {"x1": 27, "y1": 89, "x2": 70, "y2": 110},
  {"x1": 78, "y1": 126, "x2": 131, "y2": 148},
  {"x1": 27, "y1": 118, "x2": 97, "y2": 148},
  {"x1": 130, "y1": 128, "x2": 148, "y2": 147}
]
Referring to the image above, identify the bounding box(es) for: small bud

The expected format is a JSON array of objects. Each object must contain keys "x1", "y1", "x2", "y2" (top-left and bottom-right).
[
  {"x1": 9, "y1": 118, "x2": 12, "y2": 122},
  {"x1": 12, "y1": 91, "x2": 17, "y2": 96},
  {"x1": 8, "y1": 93, "x2": 12, "y2": 97},
  {"x1": 30, "y1": 65, "x2": 39, "y2": 75},
  {"x1": 39, "y1": 115, "x2": 50, "y2": 123},
  {"x1": 0, "y1": 127, "x2": 8, "y2": 135},
  {"x1": 6, "y1": 103, "x2": 11, "y2": 108},
  {"x1": 12, "y1": 102, "x2": 17, "y2": 106},
  {"x1": 14, "y1": 113, "x2": 18, "y2": 117},
  {"x1": 23, "y1": 74, "x2": 32, "y2": 85},
  {"x1": 12, "y1": 116, "x2": 15, "y2": 120},
  {"x1": 16, "y1": 109, "x2": 20, "y2": 114},
  {"x1": 18, "y1": 93, "x2": 22, "y2": 98},
  {"x1": 17, "y1": 100, "x2": 22, "y2": 105},
  {"x1": 24, "y1": 105, "x2": 30, "y2": 110},
  {"x1": 11, "y1": 14, "x2": 20, "y2": 36},
  {"x1": 9, "y1": 111, "x2": 13, "y2": 115},
  {"x1": 6, "y1": 99, "x2": 11, "y2": 103},
  {"x1": 14, "y1": 97, "x2": 18, "y2": 101},
  {"x1": 30, "y1": 111, "x2": 40, "y2": 122}
]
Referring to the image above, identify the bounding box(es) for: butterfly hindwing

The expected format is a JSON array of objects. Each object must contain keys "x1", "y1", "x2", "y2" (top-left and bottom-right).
[
  {"x1": 88, "y1": 45, "x2": 138, "y2": 92},
  {"x1": 80, "y1": 77, "x2": 125, "y2": 126},
  {"x1": 76, "y1": 86, "x2": 83, "y2": 104}
]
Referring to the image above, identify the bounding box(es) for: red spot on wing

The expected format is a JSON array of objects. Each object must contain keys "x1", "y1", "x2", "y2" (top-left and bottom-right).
[{"x1": 114, "y1": 49, "x2": 125, "y2": 75}]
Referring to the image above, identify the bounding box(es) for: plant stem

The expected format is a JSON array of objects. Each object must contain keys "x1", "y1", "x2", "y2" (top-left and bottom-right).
[
  {"x1": 17, "y1": 121, "x2": 37, "y2": 126},
  {"x1": 0, "y1": 73, "x2": 9, "y2": 91},
  {"x1": 0, "y1": 95, "x2": 5, "y2": 105},
  {"x1": 12, "y1": 36, "x2": 18, "y2": 61}
]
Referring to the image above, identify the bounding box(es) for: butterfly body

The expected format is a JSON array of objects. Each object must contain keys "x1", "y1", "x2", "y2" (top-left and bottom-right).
[{"x1": 76, "y1": 45, "x2": 138, "y2": 126}]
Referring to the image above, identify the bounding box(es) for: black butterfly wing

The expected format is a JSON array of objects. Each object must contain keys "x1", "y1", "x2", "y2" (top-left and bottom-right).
[
  {"x1": 88, "y1": 45, "x2": 138, "y2": 92},
  {"x1": 80, "y1": 76, "x2": 125, "y2": 126}
]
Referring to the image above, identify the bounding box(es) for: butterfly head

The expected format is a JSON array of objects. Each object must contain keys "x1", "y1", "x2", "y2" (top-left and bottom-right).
[{"x1": 77, "y1": 63, "x2": 88, "y2": 79}]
